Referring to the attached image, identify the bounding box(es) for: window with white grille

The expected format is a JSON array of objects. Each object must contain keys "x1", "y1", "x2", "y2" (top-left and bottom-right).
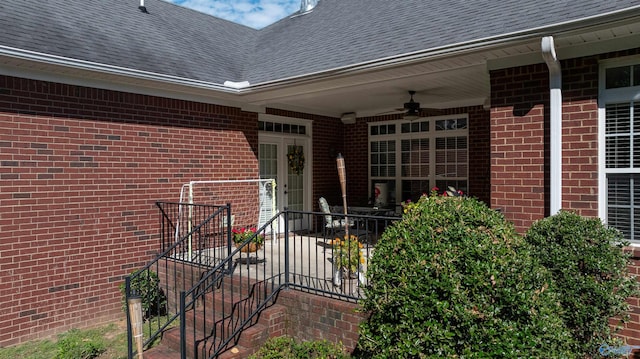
[{"x1": 369, "y1": 116, "x2": 468, "y2": 204}]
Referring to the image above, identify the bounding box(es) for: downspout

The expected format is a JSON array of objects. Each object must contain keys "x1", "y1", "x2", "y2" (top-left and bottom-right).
[{"x1": 541, "y1": 36, "x2": 562, "y2": 215}]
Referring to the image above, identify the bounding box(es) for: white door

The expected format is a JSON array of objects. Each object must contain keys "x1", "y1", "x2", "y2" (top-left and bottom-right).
[{"x1": 259, "y1": 134, "x2": 310, "y2": 231}]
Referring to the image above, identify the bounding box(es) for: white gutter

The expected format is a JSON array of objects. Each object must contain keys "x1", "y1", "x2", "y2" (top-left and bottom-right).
[
  {"x1": 0, "y1": 45, "x2": 238, "y2": 94},
  {"x1": 541, "y1": 36, "x2": 562, "y2": 215}
]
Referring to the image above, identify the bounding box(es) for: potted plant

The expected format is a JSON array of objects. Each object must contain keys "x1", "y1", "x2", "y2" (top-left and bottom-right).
[
  {"x1": 232, "y1": 227, "x2": 265, "y2": 253},
  {"x1": 330, "y1": 235, "x2": 364, "y2": 278}
]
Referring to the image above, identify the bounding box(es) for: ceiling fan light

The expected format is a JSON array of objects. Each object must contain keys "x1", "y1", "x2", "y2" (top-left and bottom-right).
[{"x1": 404, "y1": 109, "x2": 420, "y2": 121}]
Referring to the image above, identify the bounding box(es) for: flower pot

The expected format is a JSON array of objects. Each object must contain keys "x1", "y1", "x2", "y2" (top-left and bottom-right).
[{"x1": 236, "y1": 242, "x2": 261, "y2": 253}]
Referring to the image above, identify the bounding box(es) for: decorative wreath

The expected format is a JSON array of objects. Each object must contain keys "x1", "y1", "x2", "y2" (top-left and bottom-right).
[{"x1": 287, "y1": 146, "x2": 305, "y2": 175}]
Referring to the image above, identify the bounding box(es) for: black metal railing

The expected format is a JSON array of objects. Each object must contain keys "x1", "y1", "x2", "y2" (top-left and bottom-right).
[
  {"x1": 125, "y1": 202, "x2": 232, "y2": 359},
  {"x1": 127, "y1": 202, "x2": 401, "y2": 359},
  {"x1": 179, "y1": 214, "x2": 282, "y2": 359}
]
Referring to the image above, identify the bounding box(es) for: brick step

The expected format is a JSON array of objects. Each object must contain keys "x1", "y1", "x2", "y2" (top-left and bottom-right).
[
  {"x1": 150, "y1": 303, "x2": 287, "y2": 358},
  {"x1": 149, "y1": 342, "x2": 253, "y2": 359},
  {"x1": 143, "y1": 343, "x2": 181, "y2": 359},
  {"x1": 183, "y1": 303, "x2": 286, "y2": 344}
]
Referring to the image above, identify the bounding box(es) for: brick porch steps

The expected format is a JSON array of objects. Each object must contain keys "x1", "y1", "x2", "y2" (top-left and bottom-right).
[{"x1": 143, "y1": 301, "x2": 287, "y2": 359}]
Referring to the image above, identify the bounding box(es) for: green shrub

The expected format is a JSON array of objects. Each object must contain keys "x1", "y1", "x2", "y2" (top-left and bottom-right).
[
  {"x1": 357, "y1": 194, "x2": 574, "y2": 358},
  {"x1": 119, "y1": 270, "x2": 167, "y2": 319},
  {"x1": 525, "y1": 211, "x2": 639, "y2": 357},
  {"x1": 55, "y1": 328, "x2": 105, "y2": 359},
  {"x1": 248, "y1": 336, "x2": 350, "y2": 358}
]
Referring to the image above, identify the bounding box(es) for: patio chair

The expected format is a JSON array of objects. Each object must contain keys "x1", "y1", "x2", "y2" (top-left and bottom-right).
[
  {"x1": 318, "y1": 197, "x2": 373, "y2": 242},
  {"x1": 319, "y1": 197, "x2": 351, "y2": 240}
]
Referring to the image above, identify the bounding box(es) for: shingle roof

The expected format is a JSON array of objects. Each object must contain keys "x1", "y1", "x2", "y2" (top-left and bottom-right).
[
  {"x1": 0, "y1": 0, "x2": 257, "y2": 84},
  {"x1": 1, "y1": 0, "x2": 639, "y2": 87},
  {"x1": 248, "y1": 0, "x2": 640, "y2": 84}
]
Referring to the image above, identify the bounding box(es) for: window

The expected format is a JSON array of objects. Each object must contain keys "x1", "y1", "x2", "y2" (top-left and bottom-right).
[
  {"x1": 601, "y1": 60, "x2": 640, "y2": 242},
  {"x1": 369, "y1": 116, "x2": 468, "y2": 204}
]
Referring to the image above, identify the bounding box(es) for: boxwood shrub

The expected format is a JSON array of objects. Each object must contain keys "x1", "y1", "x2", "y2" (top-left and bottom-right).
[
  {"x1": 525, "y1": 211, "x2": 639, "y2": 357},
  {"x1": 356, "y1": 194, "x2": 574, "y2": 358}
]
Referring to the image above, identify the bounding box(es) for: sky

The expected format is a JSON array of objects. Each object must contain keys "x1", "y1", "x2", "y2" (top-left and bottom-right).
[{"x1": 166, "y1": 0, "x2": 301, "y2": 29}]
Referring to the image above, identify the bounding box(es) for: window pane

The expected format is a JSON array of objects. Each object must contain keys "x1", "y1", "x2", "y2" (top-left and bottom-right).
[
  {"x1": 606, "y1": 104, "x2": 631, "y2": 134},
  {"x1": 634, "y1": 65, "x2": 640, "y2": 86},
  {"x1": 436, "y1": 136, "x2": 467, "y2": 176},
  {"x1": 370, "y1": 140, "x2": 395, "y2": 179},
  {"x1": 607, "y1": 174, "x2": 640, "y2": 241},
  {"x1": 605, "y1": 103, "x2": 634, "y2": 169},
  {"x1": 401, "y1": 138, "x2": 429, "y2": 178},
  {"x1": 606, "y1": 136, "x2": 631, "y2": 168},
  {"x1": 606, "y1": 66, "x2": 631, "y2": 89}
]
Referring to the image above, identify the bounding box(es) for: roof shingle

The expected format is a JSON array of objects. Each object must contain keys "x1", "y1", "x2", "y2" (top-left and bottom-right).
[{"x1": 1, "y1": 0, "x2": 639, "y2": 86}]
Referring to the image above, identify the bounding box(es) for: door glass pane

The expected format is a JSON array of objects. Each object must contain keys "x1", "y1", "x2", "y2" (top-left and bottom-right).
[
  {"x1": 259, "y1": 144, "x2": 278, "y2": 208},
  {"x1": 287, "y1": 144, "x2": 304, "y2": 213}
]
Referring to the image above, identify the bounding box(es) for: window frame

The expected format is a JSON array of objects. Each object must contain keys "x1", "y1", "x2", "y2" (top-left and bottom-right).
[
  {"x1": 368, "y1": 114, "x2": 469, "y2": 205},
  {"x1": 598, "y1": 56, "x2": 640, "y2": 244}
]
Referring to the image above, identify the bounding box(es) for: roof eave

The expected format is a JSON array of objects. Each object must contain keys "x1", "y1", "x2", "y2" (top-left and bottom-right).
[
  {"x1": 0, "y1": 45, "x2": 239, "y2": 94},
  {"x1": 243, "y1": 5, "x2": 640, "y2": 92}
]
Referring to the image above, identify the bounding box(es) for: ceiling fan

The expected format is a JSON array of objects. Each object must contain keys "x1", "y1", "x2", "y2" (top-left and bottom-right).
[
  {"x1": 402, "y1": 90, "x2": 421, "y2": 121},
  {"x1": 375, "y1": 90, "x2": 436, "y2": 119}
]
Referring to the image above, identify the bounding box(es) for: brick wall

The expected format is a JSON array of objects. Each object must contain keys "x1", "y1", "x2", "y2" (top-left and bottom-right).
[
  {"x1": 0, "y1": 75, "x2": 259, "y2": 346},
  {"x1": 276, "y1": 290, "x2": 365, "y2": 352},
  {"x1": 490, "y1": 48, "x2": 640, "y2": 346},
  {"x1": 490, "y1": 63, "x2": 549, "y2": 231}
]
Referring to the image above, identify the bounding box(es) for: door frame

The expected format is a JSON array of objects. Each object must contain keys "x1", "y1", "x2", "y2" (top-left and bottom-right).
[{"x1": 258, "y1": 114, "x2": 313, "y2": 219}]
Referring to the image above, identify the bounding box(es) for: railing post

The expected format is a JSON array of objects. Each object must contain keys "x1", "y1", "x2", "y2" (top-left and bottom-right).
[
  {"x1": 284, "y1": 208, "x2": 290, "y2": 287},
  {"x1": 226, "y1": 202, "x2": 232, "y2": 274},
  {"x1": 125, "y1": 277, "x2": 133, "y2": 359},
  {"x1": 180, "y1": 291, "x2": 186, "y2": 359}
]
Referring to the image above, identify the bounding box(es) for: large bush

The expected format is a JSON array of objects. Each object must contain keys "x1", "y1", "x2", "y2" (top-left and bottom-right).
[
  {"x1": 357, "y1": 194, "x2": 574, "y2": 358},
  {"x1": 525, "y1": 211, "x2": 638, "y2": 357}
]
